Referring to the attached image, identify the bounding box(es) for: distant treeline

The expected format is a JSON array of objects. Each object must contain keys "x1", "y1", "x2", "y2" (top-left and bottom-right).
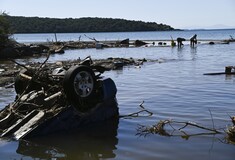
[{"x1": 5, "y1": 16, "x2": 175, "y2": 33}]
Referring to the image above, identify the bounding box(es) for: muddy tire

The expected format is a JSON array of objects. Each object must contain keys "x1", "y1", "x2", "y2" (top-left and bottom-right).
[{"x1": 63, "y1": 65, "x2": 97, "y2": 111}]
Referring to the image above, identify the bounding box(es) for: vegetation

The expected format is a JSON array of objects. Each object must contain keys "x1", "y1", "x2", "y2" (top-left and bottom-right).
[
  {"x1": 5, "y1": 16, "x2": 175, "y2": 33},
  {"x1": 0, "y1": 12, "x2": 11, "y2": 48}
]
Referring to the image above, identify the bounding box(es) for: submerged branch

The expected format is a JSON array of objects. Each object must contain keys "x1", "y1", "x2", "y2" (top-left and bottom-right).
[
  {"x1": 119, "y1": 101, "x2": 153, "y2": 118},
  {"x1": 137, "y1": 118, "x2": 223, "y2": 139},
  {"x1": 175, "y1": 121, "x2": 221, "y2": 134},
  {"x1": 136, "y1": 120, "x2": 171, "y2": 137}
]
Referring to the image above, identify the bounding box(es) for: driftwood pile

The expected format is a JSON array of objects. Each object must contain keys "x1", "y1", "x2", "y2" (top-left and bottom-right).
[
  {"x1": 136, "y1": 114, "x2": 235, "y2": 144},
  {"x1": 0, "y1": 36, "x2": 151, "y2": 59},
  {"x1": 1, "y1": 54, "x2": 138, "y2": 138},
  {"x1": 226, "y1": 116, "x2": 235, "y2": 143},
  {"x1": 0, "y1": 54, "x2": 66, "y2": 135},
  {"x1": 0, "y1": 55, "x2": 147, "y2": 127},
  {"x1": 0, "y1": 57, "x2": 147, "y2": 88}
]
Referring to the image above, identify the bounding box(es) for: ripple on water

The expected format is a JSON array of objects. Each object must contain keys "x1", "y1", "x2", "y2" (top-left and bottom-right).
[{"x1": 1, "y1": 34, "x2": 235, "y2": 160}]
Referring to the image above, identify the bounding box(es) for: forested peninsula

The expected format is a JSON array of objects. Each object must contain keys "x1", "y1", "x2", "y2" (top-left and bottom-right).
[{"x1": 5, "y1": 16, "x2": 175, "y2": 33}]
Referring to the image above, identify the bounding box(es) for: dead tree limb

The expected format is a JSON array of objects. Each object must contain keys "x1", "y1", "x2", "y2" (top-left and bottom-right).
[
  {"x1": 137, "y1": 119, "x2": 223, "y2": 138},
  {"x1": 119, "y1": 101, "x2": 153, "y2": 118},
  {"x1": 175, "y1": 121, "x2": 221, "y2": 133},
  {"x1": 84, "y1": 34, "x2": 98, "y2": 42},
  {"x1": 11, "y1": 52, "x2": 51, "y2": 111},
  {"x1": 10, "y1": 59, "x2": 28, "y2": 70}
]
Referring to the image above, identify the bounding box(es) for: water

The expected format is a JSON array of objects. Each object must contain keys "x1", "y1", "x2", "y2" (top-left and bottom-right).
[
  {"x1": 12, "y1": 29, "x2": 235, "y2": 43},
  {"x1": 1, "y1": 30, "x2": 235, "y2": 159}
]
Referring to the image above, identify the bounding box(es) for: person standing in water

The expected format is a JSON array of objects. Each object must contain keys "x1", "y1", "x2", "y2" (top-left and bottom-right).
[
  {"x1": 177, "y1": 37, "x2": 186, "y2": 48},
  {"x1": 190, "y1": 34, "x2": 197, "y2": 47}
]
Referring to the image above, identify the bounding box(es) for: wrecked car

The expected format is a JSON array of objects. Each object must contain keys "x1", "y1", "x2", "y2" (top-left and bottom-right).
[{"x1": 0, "y1": 56, "x2": 118, "y2": 140}]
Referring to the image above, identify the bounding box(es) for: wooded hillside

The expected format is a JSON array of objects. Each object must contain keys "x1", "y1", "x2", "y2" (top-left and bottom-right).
[{"x1": 5, "y1": 16, "x2": 175, "y2": 33}]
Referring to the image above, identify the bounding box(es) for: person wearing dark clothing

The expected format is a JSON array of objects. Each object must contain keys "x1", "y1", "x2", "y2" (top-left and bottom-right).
[
  {"x1": 190, "y1": 34, "x2": 197, "y2": 47},
  {"x1": 177, "y1": 37, "x2": 186, "y2": 48}
]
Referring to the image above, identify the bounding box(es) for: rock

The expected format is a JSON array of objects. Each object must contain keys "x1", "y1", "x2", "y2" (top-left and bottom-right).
[
  {"x1": 134, "y1": 40, "x2": 148, "y2": 47},
  {"x1": 209, "y1": 42, "x2": 215, "y2": 45},
  {"x1": 55, "y1": 61, "x2": 63, "y2": 66}
]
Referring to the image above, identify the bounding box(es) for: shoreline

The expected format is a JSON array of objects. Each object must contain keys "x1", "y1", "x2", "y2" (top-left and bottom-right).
[{"x1": 1, "y1": 37, "x2": 233, "y2": 60}]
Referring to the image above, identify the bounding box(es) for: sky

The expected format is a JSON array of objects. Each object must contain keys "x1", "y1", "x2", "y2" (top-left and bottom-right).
[{"x1": 1, "y1": 0, "x2": 235, "y2": 29}]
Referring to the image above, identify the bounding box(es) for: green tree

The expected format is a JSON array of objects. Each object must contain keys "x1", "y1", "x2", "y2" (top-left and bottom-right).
[
  {"x1": 0, "y1": 12, "x2": 11, "y2": 48},
  {"x1": 5, "y1": 16, "x2": 175, "y2": 33}
]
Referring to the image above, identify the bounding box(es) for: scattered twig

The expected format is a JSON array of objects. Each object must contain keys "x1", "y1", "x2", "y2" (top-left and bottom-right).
[
  {"x1": 136, "y1": 120, "x2": 171, "y2": 137},
  {"x1": 123, "y1": 109, "x2": 153, "y2": 118},
  {"x1": 11, "y1": 52, "x2": 51, "y2": 110},
  {"x1": 137, "y1": 118, "x2": 223, "y2": 139},
  {"x1": 175, "y1": 121, "x2": 221, "y2": 133},
  {"x1": 119, "y1": 101, "x2": 153, "y2": 118},
  {"x1": 84, "y1": 34, "x2": 98, "y2": 42},
  {"x1": 228, "y1": 114, "x2": 235, "y2": 125},
  {"x1": 10, "y1": 59, "x2": 28, "y2": 70},
  {"x1": 139, "y1": 100, "x2": 145, "y2": 109},
  {"x1": 229, "y1": 35, "x2": 234, "y2": 40},
  {"x1": 78, "y1": 35, "x2": 82, "y2": 42},
  {"x1": 180, "y1": 131, "x2": 218, "y2": 140}
]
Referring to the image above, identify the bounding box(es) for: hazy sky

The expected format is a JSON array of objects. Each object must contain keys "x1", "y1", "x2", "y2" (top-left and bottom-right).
[{"x1": 1, "y1": 0, "x2": 235, "y2": 29}]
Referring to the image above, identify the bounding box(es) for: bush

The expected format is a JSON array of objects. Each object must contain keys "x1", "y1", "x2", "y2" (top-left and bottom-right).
[{"x1": 0, "y1": 12, "x2": 11, "y2": 48}]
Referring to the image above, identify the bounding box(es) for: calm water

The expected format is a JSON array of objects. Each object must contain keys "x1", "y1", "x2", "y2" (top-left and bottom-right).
[
  {"x1": 13, "y1": 29, "x2": 235, "y2": 43},
  {"x1": 1, "y1": 30, "x2": 235, "y2": 159}
]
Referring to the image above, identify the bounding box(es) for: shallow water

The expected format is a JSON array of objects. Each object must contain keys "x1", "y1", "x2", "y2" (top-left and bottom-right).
[
  {"x1": 13, "y1": 29, "x2": 235, "y2": 43},
  {"x1": 1, "y1": 30, "x2": 235, "y2": 159}
]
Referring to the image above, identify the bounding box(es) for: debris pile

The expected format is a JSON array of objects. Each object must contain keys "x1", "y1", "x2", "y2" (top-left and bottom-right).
[
  {"x1": 0, "y1": 56, "x2": 120, "y2": 139},
  {"x1": 226, "y1": 116, "x2": 235, "y2": 143},
  {"x1": 136, "y1": 115, "x2": 235, "y2": 144},
  {"x1": 0, "y1": 57, "x2": 147, "y2": 88}
]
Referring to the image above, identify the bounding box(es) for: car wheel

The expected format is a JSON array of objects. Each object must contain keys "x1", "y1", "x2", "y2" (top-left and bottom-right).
[{"x1": 63, "y1": 65, "x2": 97, "y2": 111}]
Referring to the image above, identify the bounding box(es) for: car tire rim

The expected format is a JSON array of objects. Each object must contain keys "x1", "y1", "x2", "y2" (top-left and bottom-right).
[{"x1": 73, "y1": 70, "x2": 94, "y2": 98}]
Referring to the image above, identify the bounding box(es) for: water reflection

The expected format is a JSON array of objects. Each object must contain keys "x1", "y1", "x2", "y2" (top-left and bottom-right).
[
  {"x1": 190, "y1": 47, "x2": 197, "y2": 60},
  {"x1": 225, "y1": 74, "x2": 235, "y2": 82},
  {"x1": 16, "y1": 118, "x2": 119, "y2": 159},
  {"x1": 176, "y1": 47, "x2": 185, "y2": 59}
]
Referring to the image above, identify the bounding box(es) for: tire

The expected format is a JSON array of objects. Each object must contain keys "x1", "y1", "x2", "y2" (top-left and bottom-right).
[{"x1": 63, "y1": 65, "x2": 97, "y2": 111}]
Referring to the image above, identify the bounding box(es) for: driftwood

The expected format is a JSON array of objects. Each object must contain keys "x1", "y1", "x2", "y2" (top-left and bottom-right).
[
  {"x1": 0, "y1": 53, "x2": 66, "y2": 132},
  {"x1": 204, "y1": 66, "x2": 235, "y2": 75},
  {"x1": 132, "y1": 102, "x2": 235, "y2": 144},
  {"x1": 0, "y1": 55, "x2": 149, "y2": 137},
  {"x1": 0, "y1": 57, "x2": 149, "y2": 88},
  {"x1": 119, "y1": 102, "x2": 227, "y2": 139},
  {"x1": 0, "y1": 53, "x2": 121, "y2": 139},
  {"x1": 84, "y1": 34, "x2": 98, "y2": 42},
  {"x1": 136, "y1": 116, "x2": 235, "y2": 144},
  {"x1": 119, "y1": 101, "x2": 153, "y2": 118},
  {"x1": 136, "y1": 119, "x2": 222, "y2": 137}
]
